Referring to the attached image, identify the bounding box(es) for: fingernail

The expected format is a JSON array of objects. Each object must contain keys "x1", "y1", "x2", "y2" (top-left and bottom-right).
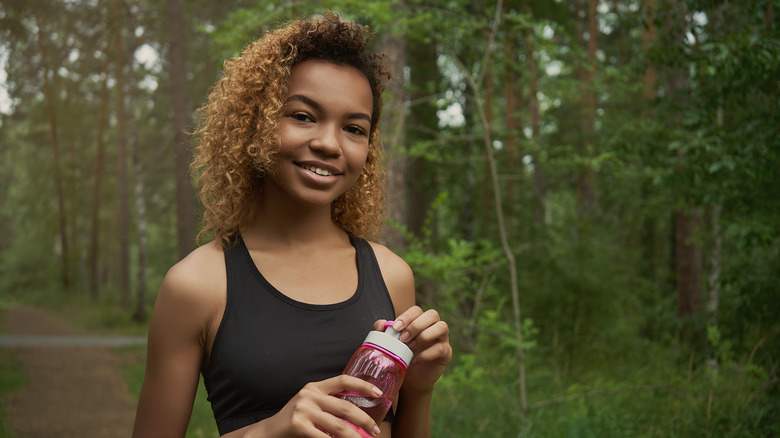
[
  {"x1": 373, "y1": 425, "x2": 382, "y2": 436},
  {"x1": 392, "y1": 320, "x2": 403, "y2": 331},
  {"x1": 400, "y1": 331, "x2": 411, "y2": 342},
  {"x1": 372, "y1": 386, "x2": 383, "y2": 397}
]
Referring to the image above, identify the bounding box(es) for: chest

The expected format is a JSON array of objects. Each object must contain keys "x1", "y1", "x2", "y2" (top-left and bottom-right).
[{"x1": 248, "y1": 246, "x2": 358, "y2": 305}]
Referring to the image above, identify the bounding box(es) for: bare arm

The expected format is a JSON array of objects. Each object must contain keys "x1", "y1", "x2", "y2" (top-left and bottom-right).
[
  {"x1": 132, "y1": 245, "x2": 222, "y2": 437},
  {"x1": 370, "y1": 243, "x2": 452, "y2": 438}
]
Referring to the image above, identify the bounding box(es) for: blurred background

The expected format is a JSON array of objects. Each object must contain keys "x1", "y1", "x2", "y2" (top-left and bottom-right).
[{"x1": 0, "y1": 0, "x2": 778, "y2": 436}]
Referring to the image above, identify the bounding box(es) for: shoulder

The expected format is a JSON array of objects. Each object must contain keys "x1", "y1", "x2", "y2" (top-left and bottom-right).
[
  {"x1": 163, "y1": 240, "x2": 226, "y2": 296},
  {"x1": 367, "y1": 241, "x2": 416, "y2": 315},
  {"x1": 151, "y1": 240, "x2": 227, "y2": 343}
]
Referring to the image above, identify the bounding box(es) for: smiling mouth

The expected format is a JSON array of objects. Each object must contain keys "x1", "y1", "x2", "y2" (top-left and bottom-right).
[{"x1": 298, "y1": 164, "x2": 340, "y2": 177}]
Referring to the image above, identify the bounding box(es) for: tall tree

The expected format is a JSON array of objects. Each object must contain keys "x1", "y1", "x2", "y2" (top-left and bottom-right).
[
  {"x1": 521, "y1": 0, "x2": 545, "y2": 223},
  {"x1": 380, "y1": 26, "x2": 408, "y2": 252},
  {"x1": 128, "y1": 62, "x2": 150, "y2": 322},
  {"x1": 89, "y1": 58, "x2": 111, "y2": 299},
  {"x1": 112, "y1": 0, "x2": 131, "y2": 308},
  {"x1": 33, "y1": 11, "x2": 70, "y2": 291},
  {"x1": 405, "y1": 36, "x2": 439, "y2": 245},
  {"x1": 575, "y1": 0, "x2": 599, "y2": 213},
  {"x1": 663, "y1": 0, "x2": 703, "y2": 317},
  {"x1": 166, "y1": 0, "x2": 195, "y2": 259}
]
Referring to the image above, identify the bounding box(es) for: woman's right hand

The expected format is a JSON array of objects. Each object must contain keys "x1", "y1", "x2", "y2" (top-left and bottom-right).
[{"x1": 225, "y1": 374, "x2": 383, "y2": 438}]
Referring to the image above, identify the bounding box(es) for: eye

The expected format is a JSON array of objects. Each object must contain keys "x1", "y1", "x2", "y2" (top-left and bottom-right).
[
  {"x1": 289, "y1": 112, "x2": 314, "y2": 122},
  {"x1": 345, "y1": 125, "x2": 368, "y2": 136}
]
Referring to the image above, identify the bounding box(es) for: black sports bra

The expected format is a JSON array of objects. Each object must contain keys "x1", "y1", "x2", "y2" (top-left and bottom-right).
[{"x1": 202, "y1": 235, "x2": 397, "y2": 435}]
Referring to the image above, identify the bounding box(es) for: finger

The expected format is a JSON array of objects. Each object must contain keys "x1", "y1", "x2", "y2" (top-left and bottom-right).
[
  {"x1": 392, "y1": 305, "x2": 424, "y2": 332},
  {"x1": 323, "y1": 374, "x2": 385, "y2": 398},
  {"x1": 318, "y1": 397, "x2": 380, "y2": 437},
  {"x1": 411, "y1": 320, "x2": 449, "y2": 346},
  {"x1": 315, "y1": 411, "x2": 372, "y2": 438},
  {"x1": 410, "y1": 338, "x2": 453, "y2": 364},
  {"x1": 373, "y1": 319, "x2": 388, "y2": 331},
  {"x1": 398, "y1": 308, "x2": 441, "y2": 343}
]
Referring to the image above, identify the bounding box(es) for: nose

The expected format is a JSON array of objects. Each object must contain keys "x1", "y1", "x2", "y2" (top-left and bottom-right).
[{"x1": 309, "y1": 123, "x2": 342, "y2": 157}]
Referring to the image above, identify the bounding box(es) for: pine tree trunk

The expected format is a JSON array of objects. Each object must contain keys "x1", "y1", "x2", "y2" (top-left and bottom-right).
[
  {"x1": 405, "y1": 38, "x2": 439, "y2": 246},
  {"x1": 502, "y1": 27, "x2": 521, "y2": 204},
  {"x1": 640, "y1": 0, "x2": 658, "y2": 281},
  {"x1": 380, "y1": 28, "x2": 407, "y2": 252},
  {"x1": 90, "y1": 62, "x2": 110, "y2": 299},
  {"x1": 642, "y1": 0, "x2": 657, "y2": 101},
  {"x1": 522, "y1": 0, "x2": 545, "y2": 224},
  {"x1": 128, "y1": 72, "x2": 149, "y2": 322},
  {"x1": 167, "y1": 0, "x2": 196, "y2": 258},
  {"x1": 34, "y1": 13, "x2": 70, "y2": 291},
  {"x1": 113, "y1": 0, "x2": 130, "y2": 308},
  {"x1": 575, "y1": 0, "x2": 598, "y2": 213},
  {"x1": 705, "y1": 203, "x2": 722, "y2": 374},
  {"x1": 675, "y1": 207, "x2": 702, "y2": 316},
  {"x1": 664, "y1": 0, "x2": 703, "y2": 318}
]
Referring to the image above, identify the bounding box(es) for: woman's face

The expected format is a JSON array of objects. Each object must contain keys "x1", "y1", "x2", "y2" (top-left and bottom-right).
[{"x1": 265, "y1": 59, "x2": 373, "y2": 209}]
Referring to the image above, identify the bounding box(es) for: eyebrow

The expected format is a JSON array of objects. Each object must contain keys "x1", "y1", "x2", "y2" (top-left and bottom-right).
[{"x1": 286, "y1": 94, "x2": 372, "y2": 124}]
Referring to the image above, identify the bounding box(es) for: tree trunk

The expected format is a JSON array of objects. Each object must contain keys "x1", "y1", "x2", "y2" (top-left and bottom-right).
[
  {"x1": 405, "y1": 31, "x2": 442, "y2": 304},
  {"x1": 380, "y1": 28, "x2": 408, "y2": 252},
  {"x1": 128, "y1": 70, "x2": 149, "y2": 322},
  {"x1": 675, "y1": 207, "x2": 702, "y2": 316},
  {"x1": 664, "y1": 0, "x2": 702, "y2": 319},
  {"x1": 522, "y1": 0, "x2": 545, "y2": 224},
  {"x1": 640, "y1": 0, "x2": 658, "y2": 282},
  {"x1": 575, "y1": 0, "x2": 598, "y2": 213},
  {"x1": 167, "y1": 0, "x2": 196, "y2": 258},
  {"x1": 642, "y1": 0, "x2": 657, "y2": 102},
  {"x1": 113, "y1": 0, "x2": 130, "y2": 308},
  {"x1": 705, "y1": 203, "x2": 722, "y2": 374},
  {"x1": 502, "y1": 23, "x2": 521, "y2": 204},
  {"x1": 89, "y1": 61, "x2": 110, "y2": 299},
  {"x1": 34, "y1": 13, "x2": 70, "y2": 291},
  {"x1": 405, "y1": 38, "x2": 439, "y2": 247}
]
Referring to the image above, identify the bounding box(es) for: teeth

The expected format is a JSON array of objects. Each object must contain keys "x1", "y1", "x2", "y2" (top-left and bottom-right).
[{"x1": 302, "y1": 165, "x2": 334, "y2": 176}]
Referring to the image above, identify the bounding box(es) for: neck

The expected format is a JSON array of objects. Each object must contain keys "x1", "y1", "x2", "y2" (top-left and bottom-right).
[{"x1": 242, "y1": 188, "x2": 346, "y2": 248}]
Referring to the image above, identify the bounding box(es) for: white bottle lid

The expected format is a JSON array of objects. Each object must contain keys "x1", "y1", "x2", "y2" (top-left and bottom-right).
[{"x1": 363, "y1": 321, "x2": 414, "y2": 367}]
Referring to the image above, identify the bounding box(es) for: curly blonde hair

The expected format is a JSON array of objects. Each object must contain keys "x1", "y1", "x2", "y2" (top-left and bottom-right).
[{"x1": 191, "y1": 12, "x2": 392, "y2": 247}]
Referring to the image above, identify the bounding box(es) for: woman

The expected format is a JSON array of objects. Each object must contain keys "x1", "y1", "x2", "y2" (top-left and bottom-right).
[{"x1": 132, "y1": 12, "x2": 452, "y2": 438}]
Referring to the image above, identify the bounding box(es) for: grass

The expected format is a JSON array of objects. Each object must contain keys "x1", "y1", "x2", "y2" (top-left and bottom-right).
[
  {"x1": 0, "y1": 306, "x2": 26, "y2": 438},
  {"x1": 0, "y1": 349, "x2": 27, "y2": 438}
]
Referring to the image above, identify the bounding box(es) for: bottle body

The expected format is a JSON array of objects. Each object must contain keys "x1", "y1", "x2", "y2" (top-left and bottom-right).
[
  {"x1": 339, "y1": 344, "x2": 406, "y2": 423},
  {"x1": 327, "y1": 322, "x2": 412, "y2": 437},
  {"x1": 333, "y1": 343, "x2": 407, "y2": 437}
]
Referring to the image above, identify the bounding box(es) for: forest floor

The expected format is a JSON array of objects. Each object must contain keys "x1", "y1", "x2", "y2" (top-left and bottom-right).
[{"x1": 0, "y1": 306, "x2": 142, "y2": 438}]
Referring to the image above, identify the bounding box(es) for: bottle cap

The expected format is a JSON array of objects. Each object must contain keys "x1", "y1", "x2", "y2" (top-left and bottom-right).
[{"x1": 363, "y1": 320, "x2": 414, "y2": 367}]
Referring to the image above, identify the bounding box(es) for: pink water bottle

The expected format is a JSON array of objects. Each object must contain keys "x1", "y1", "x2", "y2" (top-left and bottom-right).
[{"x1": 337, "y1": 321, "x2": 413, "y2": 437}]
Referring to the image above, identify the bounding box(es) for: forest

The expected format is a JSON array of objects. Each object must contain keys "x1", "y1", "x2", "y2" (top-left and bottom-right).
[{"x1": 0, "y1": 0, "x2": 778, "y2": 436}]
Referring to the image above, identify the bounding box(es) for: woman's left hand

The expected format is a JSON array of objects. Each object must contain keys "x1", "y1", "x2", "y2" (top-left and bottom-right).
[{"x1": 375, "y1": 306, "x2": 452, "y2": 393}]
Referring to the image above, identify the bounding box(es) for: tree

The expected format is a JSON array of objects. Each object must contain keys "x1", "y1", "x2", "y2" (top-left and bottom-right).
[
  {"x1": 33, "y1": 8, "x2": 70, "y2": 291},
  {"x1": 166, "y1": 0, "x2": 196, "y2": 260},
  {"x1": 379, "y1": 22, "x2": 408, "y2": 252}
]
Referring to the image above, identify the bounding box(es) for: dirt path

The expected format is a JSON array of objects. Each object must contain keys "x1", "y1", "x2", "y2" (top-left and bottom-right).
[{"x1": 1, "y1": 307, "x2": 141, "y2": 438}]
